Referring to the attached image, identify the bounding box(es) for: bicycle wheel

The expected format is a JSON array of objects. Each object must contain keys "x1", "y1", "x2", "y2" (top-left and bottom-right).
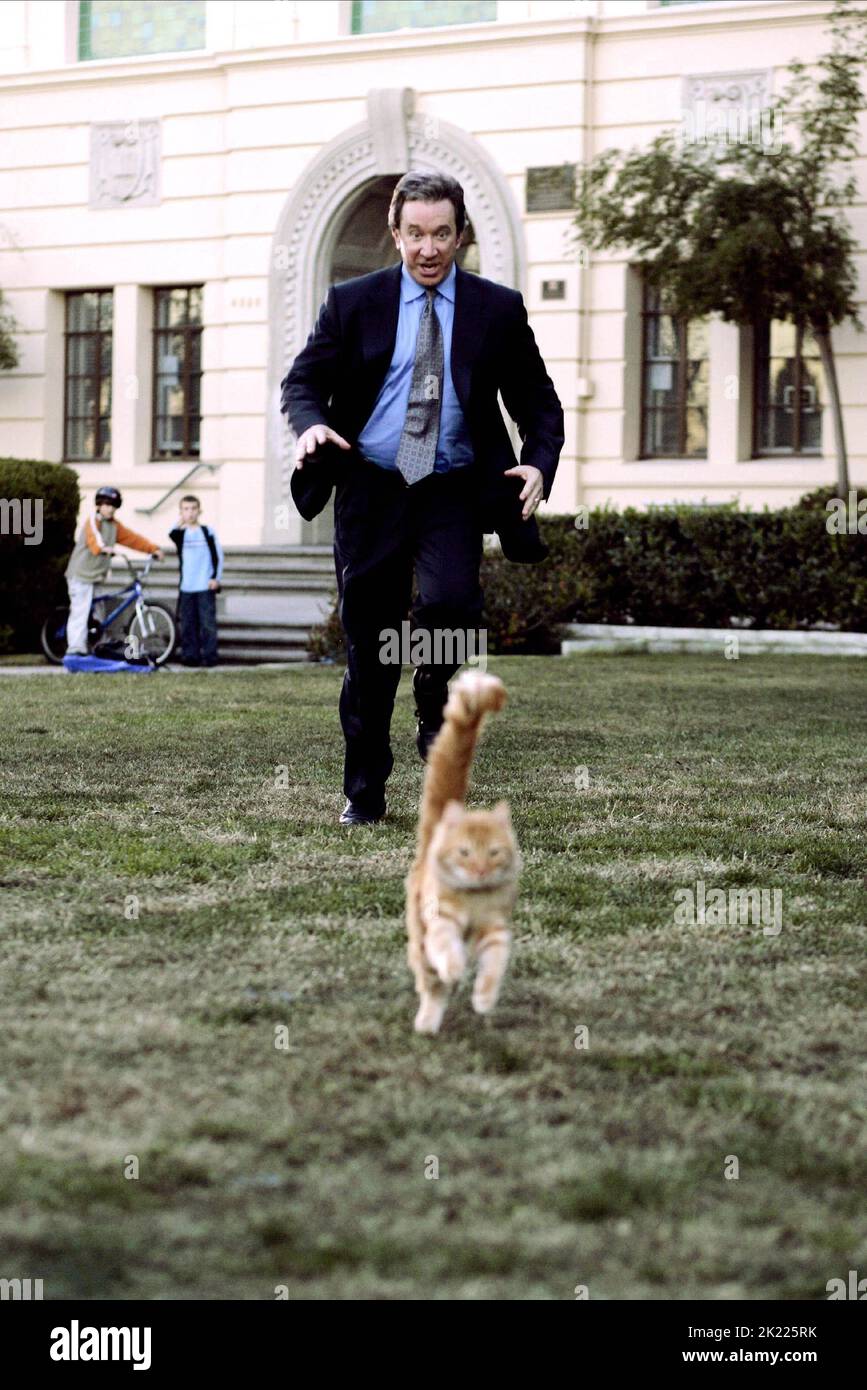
[
  {"x1": 127, "y1": 603, "x2": 177, "y2": 665},
  {"x1": 40, "y1": 606, "x2": 69, "y2": 663}
]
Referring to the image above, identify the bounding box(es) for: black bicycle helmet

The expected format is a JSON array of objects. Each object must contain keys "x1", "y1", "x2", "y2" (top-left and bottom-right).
[{"x1": 95, "y1": 485, "x2": 122, "y2": 507}]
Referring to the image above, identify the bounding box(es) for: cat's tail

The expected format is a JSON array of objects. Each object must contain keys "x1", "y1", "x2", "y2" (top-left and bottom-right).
[{"x1": 413, "y1": 671, "x2": 507, "y2": 865}]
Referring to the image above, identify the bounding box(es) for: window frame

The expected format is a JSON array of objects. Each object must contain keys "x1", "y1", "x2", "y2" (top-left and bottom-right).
[
  {"x1": 76, "y1": 0, "x2": 207, "y2": 65},
  {"x1": 349, "y1": 0, "x2": 498, "y2": 36},
  {"x1": 151, "y1": 285, "x2": 204, "y2": 463},
  {"x1": 63, "y1": 289, "x2": 113, "y2": 463},
  {"x1": 639, "y1": 281, "x2": 708, "y2": 460},
  {"x1": 752, "y1": 319, "x2": 823, "y2": 458}
]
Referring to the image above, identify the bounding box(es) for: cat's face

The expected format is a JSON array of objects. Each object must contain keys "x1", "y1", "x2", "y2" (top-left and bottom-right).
[{"x1": 432, "y1": 801, "x2": 519, "y2": 890}]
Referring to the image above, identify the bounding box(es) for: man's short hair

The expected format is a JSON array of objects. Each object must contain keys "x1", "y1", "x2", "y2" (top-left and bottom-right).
[
  {"x1": 388, "y1": 171, "x2": 467, "y2": 237},
  {"x1": 180, "y1": 495, "x2": 200, "y2": 506}
]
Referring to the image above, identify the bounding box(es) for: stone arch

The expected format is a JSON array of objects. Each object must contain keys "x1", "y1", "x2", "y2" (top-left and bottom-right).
[{"x1": 264, "y1": 90, "x2": 526, "y2": 544}]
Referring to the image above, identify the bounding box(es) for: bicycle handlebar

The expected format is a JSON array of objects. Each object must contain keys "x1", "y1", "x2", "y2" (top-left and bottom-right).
[{"x1": 121, "y1": 554, "x2": 157, "y2": 579}]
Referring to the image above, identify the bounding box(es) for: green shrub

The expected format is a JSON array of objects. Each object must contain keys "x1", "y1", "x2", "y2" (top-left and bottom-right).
[
  {"x1": 307, "y1": 487, "x2": 867, "y2": 660},
  {"x1": 307, "y1": 602, "x2": 346, "y2": 664},
  {"x1": 0, "y1": 459, "x2": 80, "y2": 653}
]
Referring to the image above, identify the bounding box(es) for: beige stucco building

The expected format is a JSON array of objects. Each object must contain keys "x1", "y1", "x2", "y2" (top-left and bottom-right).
[{"x1": 1, "y1": 0, "x2": 864, "y2": 550}]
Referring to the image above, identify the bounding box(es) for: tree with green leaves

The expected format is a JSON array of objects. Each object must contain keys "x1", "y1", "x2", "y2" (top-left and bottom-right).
[
  {"x1": 573, "y1": 0, "x2": 867, "y2": 495},
  {"x1": 0, "y1": 290, "x2": 20, "y2": 371}
]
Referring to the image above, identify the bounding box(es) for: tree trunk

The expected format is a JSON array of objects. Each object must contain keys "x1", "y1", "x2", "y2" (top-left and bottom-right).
[{"x1": 813, "y1": 326, "x2": 848, "y2": 496}]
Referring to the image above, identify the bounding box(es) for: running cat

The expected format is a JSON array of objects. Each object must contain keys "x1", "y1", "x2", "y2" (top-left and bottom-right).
[{"x1": 405, "y1": 671, "x2": 521, "y2": 1035}]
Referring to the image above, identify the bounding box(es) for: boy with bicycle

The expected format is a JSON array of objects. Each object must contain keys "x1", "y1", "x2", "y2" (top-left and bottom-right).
[{"x1": 64, "y1": 486, "x2": 163, "y2": 655}]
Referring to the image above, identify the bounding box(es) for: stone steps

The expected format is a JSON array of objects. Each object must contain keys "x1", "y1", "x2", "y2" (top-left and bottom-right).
[
  {"x1": 218, "y1": 642, "x2": 311, "y2": 664},
  {"x1": 148, "y1": 572, "x2": 334, "y2": 594},
  {"x1": 216, "y1": 621, "x2": 313, "y2": 664},
  {"x1": 111, "y1": 546, "x2": 337, "y2": 664}
]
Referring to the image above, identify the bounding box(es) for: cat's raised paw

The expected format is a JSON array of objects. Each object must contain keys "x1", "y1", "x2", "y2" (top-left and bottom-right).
[{"x1": 447, "y1": 672, "x2": 506, "y2": 722}]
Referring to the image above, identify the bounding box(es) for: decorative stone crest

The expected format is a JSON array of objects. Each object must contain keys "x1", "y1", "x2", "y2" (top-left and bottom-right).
[
  {"x1": 90, "y1": 120, "x2": 160, "y2": 209},
  {"x1": 681, "y1": 70, "x2": 777, "y2": 150},
  {"x1": 684, "y1": 70, "x2": 771, "y2": 114}
]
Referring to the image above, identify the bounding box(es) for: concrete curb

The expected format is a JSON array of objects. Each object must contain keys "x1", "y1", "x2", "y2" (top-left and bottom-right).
[{"x1": 561, "y1": 624, "x2": 867, "y2": 657}]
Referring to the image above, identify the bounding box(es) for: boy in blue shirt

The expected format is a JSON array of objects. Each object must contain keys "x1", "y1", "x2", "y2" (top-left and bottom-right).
[{"x1": 169, "y1": 495, "x2": 224, "y2": 667}]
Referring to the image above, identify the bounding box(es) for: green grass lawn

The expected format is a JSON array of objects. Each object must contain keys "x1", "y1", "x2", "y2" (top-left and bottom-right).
[{"x1": 0, "y1": 655, "x2": 864, "y2": 1300}]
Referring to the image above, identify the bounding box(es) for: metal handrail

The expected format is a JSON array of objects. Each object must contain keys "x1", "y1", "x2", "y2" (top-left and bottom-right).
[{"x1": 135, "y1": 462, "x2": 221, "y2": 515}]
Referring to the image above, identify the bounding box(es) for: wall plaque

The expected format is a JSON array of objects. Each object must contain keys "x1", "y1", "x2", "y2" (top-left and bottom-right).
[
  {"x1": 526, "y1": 164, "x2": 575, "y2": 213},
  {"x1": 542, "y1": 279, "x2": 566, "y2": 300}
]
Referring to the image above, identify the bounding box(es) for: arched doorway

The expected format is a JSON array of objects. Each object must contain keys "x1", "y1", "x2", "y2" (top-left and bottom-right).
[{"x1": 265, "y1": 90, "x2": 525, "y2": 544}]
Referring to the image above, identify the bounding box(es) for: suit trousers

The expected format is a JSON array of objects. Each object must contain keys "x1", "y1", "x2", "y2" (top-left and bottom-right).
[{"x1": 333, "y1": 450, "x2": 484, "y2": 813}]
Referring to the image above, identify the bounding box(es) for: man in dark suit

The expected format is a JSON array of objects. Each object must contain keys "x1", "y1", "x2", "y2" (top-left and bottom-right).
[{"x1": 281, "y1": 170, "x2": 564, "y2": 825}]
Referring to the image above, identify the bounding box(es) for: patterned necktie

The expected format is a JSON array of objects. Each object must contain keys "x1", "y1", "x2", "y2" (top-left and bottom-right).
[{"x1": 394, "y1": 288, "x2": 443, "y2": 485}]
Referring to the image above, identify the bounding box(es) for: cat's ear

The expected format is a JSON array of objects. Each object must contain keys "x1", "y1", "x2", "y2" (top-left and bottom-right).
[
  {"x1": 492, "y1": 800, "x2": 512, "y2": 822},
  {"x1": 442, "y1": 799, "x2": 464, "y2": 825}
]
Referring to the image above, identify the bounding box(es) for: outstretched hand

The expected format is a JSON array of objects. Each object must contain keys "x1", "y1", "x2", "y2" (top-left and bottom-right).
[
  {"x1": 295, "y1": 423, "x2": 352, "y2": 468},
  {"x1": 503, "y1": 464, "x2": 544, "y2": 520}
]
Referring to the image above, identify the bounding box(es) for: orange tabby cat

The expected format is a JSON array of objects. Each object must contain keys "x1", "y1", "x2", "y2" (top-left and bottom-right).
[{"x1": 405, "y1": 671, "x2": 521, "y2": 1035}]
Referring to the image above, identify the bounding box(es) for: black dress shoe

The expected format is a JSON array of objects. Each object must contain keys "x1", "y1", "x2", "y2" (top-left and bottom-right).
[
  {"x1": 339, "y1": 799, "x2": 386, "y2": 825},
  {"x1": 415, "y1": 719, "x2": 443, "y2": 764}
]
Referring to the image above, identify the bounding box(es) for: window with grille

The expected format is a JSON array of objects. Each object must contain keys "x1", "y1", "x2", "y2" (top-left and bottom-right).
[
  {"x1": 640, "y1": 282, "x2": 708, "y2": 458},
  {"x1": 754, "y1": 321, "x2": 824, "y2": 455},
  {"x1": 64, "y1": 290, "x2": 113, "y2": 461},
  {"x1": 78, "y1": 1, "x2": 205, "y2": 62},
  {"x1": 350, "y1": 1, "x2": 496, "y2": 34},
  {"x1": 152, "y1": 287, "x2": 203, "y2": 460}
]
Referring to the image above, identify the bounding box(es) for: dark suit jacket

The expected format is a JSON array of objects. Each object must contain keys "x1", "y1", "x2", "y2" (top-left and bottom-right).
[{"x1": 279, "y1": 261, "x2": 564, "y2": 563}]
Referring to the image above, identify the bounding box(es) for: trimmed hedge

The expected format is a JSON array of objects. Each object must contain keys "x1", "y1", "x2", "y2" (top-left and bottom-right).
[
  {"x1": 307, "y1": 487, "x2": 867, "y2": 659},
  {"x1": 0, "y1": 459, "x2": 80, "y2": 653}
]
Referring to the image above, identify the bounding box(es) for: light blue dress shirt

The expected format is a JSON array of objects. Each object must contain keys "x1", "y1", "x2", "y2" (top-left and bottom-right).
[{"x1": 357, "y1": 261, "x2": 474, "y2": 473}]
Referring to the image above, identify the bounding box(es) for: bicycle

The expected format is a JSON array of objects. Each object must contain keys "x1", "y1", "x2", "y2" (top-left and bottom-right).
[{"x1": 41, "y1": 555, "x2": 177, "y2": 666}]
